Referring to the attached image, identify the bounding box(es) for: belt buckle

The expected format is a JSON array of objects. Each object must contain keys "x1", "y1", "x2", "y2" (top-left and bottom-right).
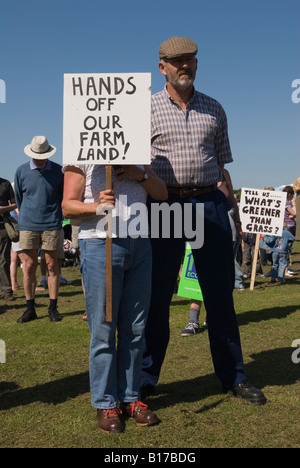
[{"x1": 179, "y1": 188, "x2": 189, "y2": 197}]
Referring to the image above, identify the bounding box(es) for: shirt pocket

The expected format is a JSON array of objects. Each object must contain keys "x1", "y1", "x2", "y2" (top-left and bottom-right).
[{"x1": 198, "y1": 115, "x2": 217, "y2": 146}]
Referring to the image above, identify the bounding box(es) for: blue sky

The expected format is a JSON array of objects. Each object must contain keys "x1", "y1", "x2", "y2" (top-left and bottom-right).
[{"x1": 0, "y1": 0, "x2": 299, "y2": 189}]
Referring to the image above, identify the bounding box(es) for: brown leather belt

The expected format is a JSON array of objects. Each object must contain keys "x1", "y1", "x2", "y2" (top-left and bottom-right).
[{"x1": 167, "y1": 184, "x2": 217, "y2": 198}]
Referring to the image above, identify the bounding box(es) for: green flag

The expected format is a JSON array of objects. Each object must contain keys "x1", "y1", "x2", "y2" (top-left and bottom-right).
[{"x1": 177, "y1": 245, "x2": 203, "y2": 301}]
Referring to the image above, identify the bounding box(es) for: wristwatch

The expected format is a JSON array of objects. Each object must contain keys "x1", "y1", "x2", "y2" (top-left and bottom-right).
[{"x1": 138, "y1": 171, "x2": 149, "y2": 183}]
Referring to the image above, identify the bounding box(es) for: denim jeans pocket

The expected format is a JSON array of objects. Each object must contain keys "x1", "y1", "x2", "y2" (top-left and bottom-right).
[{"x1": 82, "y1": 238, "x2": 106, "y2": 246}]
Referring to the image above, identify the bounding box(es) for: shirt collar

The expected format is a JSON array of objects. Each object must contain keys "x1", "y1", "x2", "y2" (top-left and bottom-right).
[
  {"x1": 30, "y1": 159, "x2": 52, "y2": 171},
  {"x1": 163, "y1": 84, "x2": 196, "y2": 107}
]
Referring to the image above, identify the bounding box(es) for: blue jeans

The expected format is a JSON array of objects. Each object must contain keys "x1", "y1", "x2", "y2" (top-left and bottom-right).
[
  {"x1": 234, "y1": 257, "x2": 244, "y2": 288},
  {"x1": 271, "y1": 251, "x2": 288, "y2": 281},
  {"x1": 80, "y1": 237, "x2": 152, "y2": 409},
  {"x1": 227, "y1": 207, "x2": 244, "y2": 289},
  {"x1": 142, "y1": 189, "x2": 245, "y2": 389}
]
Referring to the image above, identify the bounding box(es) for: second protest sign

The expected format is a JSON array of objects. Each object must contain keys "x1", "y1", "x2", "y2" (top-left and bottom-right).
[{"x1": 240, "y1": 187, "x2": 287, "y2": 290}]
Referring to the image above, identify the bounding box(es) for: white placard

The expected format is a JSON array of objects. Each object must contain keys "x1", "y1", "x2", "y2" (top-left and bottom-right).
[
  {"x1": 240, "y1": 188, "x2": 287, "y2": 236},
  {"x1": 63, "y1": 73, "x2": 151, "y2": 166}
]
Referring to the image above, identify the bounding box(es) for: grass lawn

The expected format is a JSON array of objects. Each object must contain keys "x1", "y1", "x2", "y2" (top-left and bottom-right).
[{"x1": 0, "y1": 242, "x2": 299, "y2": 448}]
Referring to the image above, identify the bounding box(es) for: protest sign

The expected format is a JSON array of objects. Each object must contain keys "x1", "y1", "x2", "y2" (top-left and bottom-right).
[
  {"x1": 240, "y1": 188, "x2": 287, "y2": 290},
  {"x1": 240, "y1": 188, "x2": 287, "y2": 237},
  {"x1": 63, "y1": 73, "x2": 151, "y2": 166},
  {"x1": 177, "y1": 245, "x2": 203, "y2": 301}
]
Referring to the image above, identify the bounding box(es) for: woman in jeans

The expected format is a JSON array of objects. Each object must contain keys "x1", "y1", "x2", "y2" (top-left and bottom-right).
[{"x1": 62, "y1": 164, "x2": 167, "y2": 433}]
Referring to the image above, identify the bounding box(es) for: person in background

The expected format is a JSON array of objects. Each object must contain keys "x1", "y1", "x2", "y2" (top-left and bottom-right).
[
  {"x1": 243, "y1": 233, "x2": 263, "y2": 279},
  {"x1": 14, "y1": 136, "x2": 64, "y2": 323},
  {"x1": 283, "y1": 185, "x2": 296, "y2": 236},
  {"x1": 293, "y1": 177, "x2": 300, "y2": 241},
  {"x1": 181, "y1": 299, "x2": 203, "y2": 336},
  {"x1": 0, "y1": 177, "x2": 17, "y2": 301},
  {"x1": 282, "y1": 185, "x2": 296, "y2": 276},
  {"x1": 222, "y1": 169, "x2": 245, "y2": 291},
  {"x1": 9, "y1": 194, "x2": 24, "y2": 292},
  {"x1": 260, "y1": 223, "x2": 295, "y2": 284},
  {"x1": 10, "y1": 237, "x2": 23, "y2": 292}
]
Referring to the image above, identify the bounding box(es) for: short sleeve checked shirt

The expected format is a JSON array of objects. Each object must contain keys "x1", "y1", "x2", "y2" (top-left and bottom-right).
[{"x1": 151, "y1": 86, "x2": 233, "y2": 187}]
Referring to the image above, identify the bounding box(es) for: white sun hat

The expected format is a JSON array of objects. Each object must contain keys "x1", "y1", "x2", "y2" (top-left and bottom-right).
[{"x1": 24, "y1": 136, "x2": 56, "y2": 160}]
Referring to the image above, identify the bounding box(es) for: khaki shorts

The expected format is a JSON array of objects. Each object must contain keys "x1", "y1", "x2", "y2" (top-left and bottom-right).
[
  {"x1": 40, "y1": 229, "x2": 65, "y2": 259},
  {"x1": 20, "y1": 230, "x2": 61, "y2": 251}
]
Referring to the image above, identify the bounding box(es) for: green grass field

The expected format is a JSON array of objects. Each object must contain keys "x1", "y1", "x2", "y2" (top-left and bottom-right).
[{"x1": 0, "y1": 243, "x2": 299, "y2": 448}]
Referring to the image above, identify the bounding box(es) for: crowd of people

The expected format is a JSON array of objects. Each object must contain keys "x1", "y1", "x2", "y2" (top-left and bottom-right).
[
  {"x1": 0, "y1": 36, "x2": 299, "y2": 434},
  {"x1": 180, "y1": 183, "x2": 299, "y2": 336}
]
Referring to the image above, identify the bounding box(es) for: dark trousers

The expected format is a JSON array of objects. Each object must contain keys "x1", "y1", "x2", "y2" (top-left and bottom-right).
[
  {"x1": 141, "y1": 189, "x2": 245, "y2": 389},
  {"x1": 243, "y1": 242, "x2": 263, "y2": 276},
  {"x1": 0, "y1": 226, "x2": 12, "y2": 297}
]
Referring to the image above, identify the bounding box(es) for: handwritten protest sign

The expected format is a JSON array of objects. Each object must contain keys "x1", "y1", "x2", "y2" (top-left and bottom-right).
[
  {"x1": 63, "y1": 73, "x2": 151, "y2": 166},
  {"x1": 177, "y1": 245, "x2": 203, "y2": 301},
  {"x1": 240, "y1": 188, "x2": 287, "y2": 237},
  {"x1": 240, "y1": 188, "x2": 287, "y2": 290}
]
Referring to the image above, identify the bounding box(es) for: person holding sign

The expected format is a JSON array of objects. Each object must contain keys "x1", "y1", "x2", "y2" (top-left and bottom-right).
[
  {"x1": 141, "y1": 36, "x2": 266, "y2": 406},
  {"x1": 62, "y1": 164, "x2": 167, "y2": 433}
]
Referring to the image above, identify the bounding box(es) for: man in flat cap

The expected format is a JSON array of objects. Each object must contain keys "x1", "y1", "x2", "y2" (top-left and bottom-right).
[{"x1": 141, "y1": 36, "x2": 266, "y2": 406}]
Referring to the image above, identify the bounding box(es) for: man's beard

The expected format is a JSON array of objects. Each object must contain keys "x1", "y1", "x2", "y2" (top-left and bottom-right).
[{"x1": 167, "y1": 71, "x2": 195, "y2": 91}]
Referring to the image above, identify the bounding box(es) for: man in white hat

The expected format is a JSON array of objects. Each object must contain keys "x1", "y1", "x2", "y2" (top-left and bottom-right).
[{"x1": 14, "y1": 136, "x2": 64, "y2": 323}]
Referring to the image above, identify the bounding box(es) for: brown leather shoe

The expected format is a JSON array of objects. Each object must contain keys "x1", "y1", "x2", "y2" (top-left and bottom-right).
[
  {"x1": 4, "y1": 294, "x2": 14, "y2": 302},
  {"x1": 122, "y1": 401, "x2": 159, "y2": 426},
  {"x1": 97, "y1": 408, "x2": 124, "y2": 433}
]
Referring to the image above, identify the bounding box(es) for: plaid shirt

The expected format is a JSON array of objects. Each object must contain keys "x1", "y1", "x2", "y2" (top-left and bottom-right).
[{"x1": 151, "y1": 86, "x2": 233, "y2": 187}]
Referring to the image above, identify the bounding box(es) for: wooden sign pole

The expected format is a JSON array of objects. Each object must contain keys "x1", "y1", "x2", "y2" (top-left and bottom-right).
[
  {"x1": 106, "y1": 165, "x2": 113, "y2": 322},
  {"x1": 250, "y1": 234, "x2": 260, "y2": 291}
]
